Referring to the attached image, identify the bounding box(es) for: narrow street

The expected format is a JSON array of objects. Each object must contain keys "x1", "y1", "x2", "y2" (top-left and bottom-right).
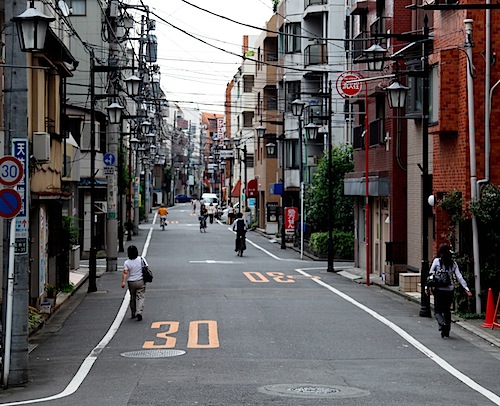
[{"x1": 1, "y1": 204, "x2": 500, "y2": 406}]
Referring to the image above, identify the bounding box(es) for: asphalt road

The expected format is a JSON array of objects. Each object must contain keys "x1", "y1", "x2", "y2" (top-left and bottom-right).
[{"x1": 1, "y1": 204, "x2": 500, "y2": 405}]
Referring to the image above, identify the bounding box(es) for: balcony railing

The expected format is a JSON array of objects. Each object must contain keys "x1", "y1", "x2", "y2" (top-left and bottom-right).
[
  {"x1": 370, "y1": 17, "x2": 388, "y2": 48},
  {"x1": 304, "y1": 43, "x2": 327, "y2": 66},
  {"x1": 305, "y1": 0, "x2": 327, "y2": 6},
  {"x1": 352, "y1": 32, "x2": 368, "y2": 61}
]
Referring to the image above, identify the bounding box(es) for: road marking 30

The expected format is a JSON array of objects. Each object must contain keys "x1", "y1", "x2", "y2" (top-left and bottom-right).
[{"x1": 143, "y1": 320, "x2": 219, "y2": 349}]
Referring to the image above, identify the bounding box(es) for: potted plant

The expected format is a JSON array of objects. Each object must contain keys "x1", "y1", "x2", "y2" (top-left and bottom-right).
[{"x1": 45, "y1": 284, "x2": 59, "y2": 307}]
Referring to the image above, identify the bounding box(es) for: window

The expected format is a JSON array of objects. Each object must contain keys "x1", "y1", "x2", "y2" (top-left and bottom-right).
[
  {"x1": 243, "y1": 75, "x2": 254, "y2": 93},
  {"x1": 286, "y1": 139, "x2": 299, "y2": 169},
  {"x1": 242, "y1": 111, "x2": 254, "y2": 128},
  {"x1": 285, "y1": 23, "x2": 301, "y2": 53},
  {"x1": 405, "y1": 59, "x2": 423, "y2": 117},
  {"x1": 70, "y1": 0, "x2": 86, "y2": 15},
  {"x1": 285, "y1": 81, "x2": 301, "y2": 111},
  {"x1": 429, "y1": 64, "x2": 439, "y2": 124}
]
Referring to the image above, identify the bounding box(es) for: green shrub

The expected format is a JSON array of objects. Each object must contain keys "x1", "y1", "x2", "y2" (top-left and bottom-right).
[
  {"x1": 309, "y1": 230, "x2": 354, "y2": 259},
  {"x1": 60, "y1": 283, "x2": 75, "y2": 293},
  {"x1": 28, "y1": 306, "x2": 43, "y2": 331}
]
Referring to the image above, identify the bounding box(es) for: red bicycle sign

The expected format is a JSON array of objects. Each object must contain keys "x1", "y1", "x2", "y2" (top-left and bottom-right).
[{"x1": 336, "y1": 71, "x2": 364, "y2": 98}]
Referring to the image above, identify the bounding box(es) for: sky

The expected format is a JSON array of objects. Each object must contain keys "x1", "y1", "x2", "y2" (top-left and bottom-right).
[{"x1": 144, "y1": 0, "x2": 275, "y2": 115}]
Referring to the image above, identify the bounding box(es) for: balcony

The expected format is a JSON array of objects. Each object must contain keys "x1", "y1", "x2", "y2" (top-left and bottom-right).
[
  {"x1": 370, "y1": 17, "x2": 388, "y2": 48},
  {"x1": 304, "y1": 43, "x2": 327, "y2": 66},
  {"x1": 349, "y1": 0, "x2": 370, "y2": 15},
  {"x1": 369, "y1": 118, "x2": 384, "y2": 146},
  {"x1": 352, "y1": 32, "x2": 368, "y2": 61}
]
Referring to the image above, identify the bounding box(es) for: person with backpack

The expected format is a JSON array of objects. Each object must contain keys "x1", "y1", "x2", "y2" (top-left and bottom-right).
[
  {"x1": 425, "y1": 243, "x2": 472, "y2": 338},
  {"x1": 232, "y1": 212, "x2": 247, "y2": 253}
]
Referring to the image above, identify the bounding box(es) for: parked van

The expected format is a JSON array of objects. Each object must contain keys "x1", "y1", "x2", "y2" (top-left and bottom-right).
[{"x1": 201, "y1": 193, "x2": 219, "y2": 209}]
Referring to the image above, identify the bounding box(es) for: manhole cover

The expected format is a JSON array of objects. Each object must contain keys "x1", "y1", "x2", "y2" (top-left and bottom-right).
[
  {"x1": 259, "y1": 384, "x2": 370, "y2": 399},
  {"x1": 120, "y1": 349, "x2": 186, "y2": 358}
]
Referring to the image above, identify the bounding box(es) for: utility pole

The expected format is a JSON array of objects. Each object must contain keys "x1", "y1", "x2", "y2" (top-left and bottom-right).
[
  {"x1": 106, "y1": 0, "x2": 121, "y2": 273},
  {"x1": 3, "y1": 0, "x2": 29, "y2": 385}
]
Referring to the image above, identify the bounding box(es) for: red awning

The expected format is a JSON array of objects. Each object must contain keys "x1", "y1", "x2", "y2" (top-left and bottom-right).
[{"x1": 231, "y1": 180, "x2": 241, "y2": 198}]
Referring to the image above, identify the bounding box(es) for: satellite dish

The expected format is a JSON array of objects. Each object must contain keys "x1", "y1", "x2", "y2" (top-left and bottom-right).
[{"x1": 58, "y1": 0, "x2": 71, "y2": 17}]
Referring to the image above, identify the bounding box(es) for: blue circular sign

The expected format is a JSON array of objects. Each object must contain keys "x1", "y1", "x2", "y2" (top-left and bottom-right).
[
  {"x1": 103, "y1": 153, "x2": 116, "y2": 166},
  {"x1": 0, "y1": 189, "x2": 22, "y2": 219}
]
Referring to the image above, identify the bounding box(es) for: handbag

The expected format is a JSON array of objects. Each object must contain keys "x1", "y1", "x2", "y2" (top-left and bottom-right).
[
  {"x1": 426, "y1": 261, "x2": 451, "y2": 288},
  {"x1": 141, "y1": 257, "x2": 153, "y2": 283}
]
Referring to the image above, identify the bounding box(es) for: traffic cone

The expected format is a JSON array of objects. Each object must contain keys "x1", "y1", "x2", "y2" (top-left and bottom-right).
[{"x1": 482, "y1": 288, "x2": 495, "y2": 328}]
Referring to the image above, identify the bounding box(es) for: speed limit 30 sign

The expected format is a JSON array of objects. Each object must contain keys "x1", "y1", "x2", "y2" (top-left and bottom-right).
[
  {"x1": 0, "y1": 156, "x2": 23, "y2": 186},
  {"x1": 336, "y1": 71, "x2": 364, "y2": 98}
]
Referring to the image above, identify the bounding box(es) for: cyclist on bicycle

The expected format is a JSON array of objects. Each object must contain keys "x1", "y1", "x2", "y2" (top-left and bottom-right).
[
  {"x1": 157, "y1": 204, "x2": 168, "y2": 226},
  {"x1": 232, "y1": 213, "x2": 247, "y2": 252}
]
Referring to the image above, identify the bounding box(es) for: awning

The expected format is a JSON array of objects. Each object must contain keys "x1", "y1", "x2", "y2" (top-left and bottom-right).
[{"x1": 231, "y1": 180, "x2": 241, "y2": 198}]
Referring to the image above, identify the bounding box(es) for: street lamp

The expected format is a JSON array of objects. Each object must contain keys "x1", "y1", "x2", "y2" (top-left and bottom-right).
[
  {"x1": 386, "y1": 81, "x2": 410, "y2": 109},
  {"x1": 256, "y1": 120, "x2": 286, "y2": 249},
  {"x1": 106, "y1": 102, "x2": 124, "y2": 124},
  {"x1": 363, "y1": 44, "x2": 387, "y2": 71},
  {"x1": 12, "y1": 3, "x2": 54, "y2": 52},
  {"x1": 291, "y1": 99, "x2": 307, "y2": 259},
  {"x1": 124, "y1": 74, "x2": 142, "y2": 97},
  {"x1": 266, "y1": 142, "x2": 276, "y2": 156}
]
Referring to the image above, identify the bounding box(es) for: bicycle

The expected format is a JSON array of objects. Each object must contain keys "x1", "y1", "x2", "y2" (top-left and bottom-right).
[
  {"x1": 160, "y1": 216, "x2": 167, "y2": 230},
  {"x1": 236, "y1": 234, "x2": 246, "y2": 257}
]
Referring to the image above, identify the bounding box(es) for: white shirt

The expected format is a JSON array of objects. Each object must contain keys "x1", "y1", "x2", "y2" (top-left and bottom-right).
[
  {"x1": 428, "y1": 257, "x2": 469, "y2": 291},
  {"x1": 124, "y1": 256, "x2": 148, "y2": 282}
]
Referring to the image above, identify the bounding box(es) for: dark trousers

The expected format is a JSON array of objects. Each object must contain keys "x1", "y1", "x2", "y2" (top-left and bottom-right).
[
  {"x1": 433, "y1": 289, "x2": 454, "y2": 331},
  {"x1": 235, "y1": 232, "x2": 246, "y2": 251},
  {"x1": 209, "y1": 214, "x2": 214, "y2": 224}
]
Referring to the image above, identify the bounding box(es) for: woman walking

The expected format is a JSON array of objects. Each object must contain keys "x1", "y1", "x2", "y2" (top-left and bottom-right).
[
  {"x1": 121, "y1": 245, "x2": 147, "y2": 321},
  {"x1": 207, "y1": 202, "x2": 216, "y2": 224},
  {"x1": 425, "y1": 243, "x2": 472, "y2": 337}
]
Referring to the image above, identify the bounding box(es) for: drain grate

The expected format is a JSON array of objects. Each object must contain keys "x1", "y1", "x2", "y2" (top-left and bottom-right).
[
  {"x1": 259, "y1": 384, "x2": 370, "y2": 399},
  {"x1": 120, "y1": 349, "x2": 186, "y2": 358}
]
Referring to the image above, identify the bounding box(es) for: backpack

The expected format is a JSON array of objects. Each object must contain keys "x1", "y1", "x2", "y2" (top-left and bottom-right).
[{"x1": 236, "y1": 219, "x2": 245, "y2": 232}]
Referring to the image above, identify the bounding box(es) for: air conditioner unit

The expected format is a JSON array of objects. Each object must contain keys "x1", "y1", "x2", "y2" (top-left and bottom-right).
[
  {"x1": 307, "y1": 156, "x2": 319, "y2": 166},
  {"x1": 33, "y1": 132, "x2": 50, "y2": 162}
]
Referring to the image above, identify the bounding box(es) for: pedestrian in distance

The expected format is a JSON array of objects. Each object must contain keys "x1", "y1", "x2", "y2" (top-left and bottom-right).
[
  {"x1": 191, "y1": 198, "x2": 197, "y2": 214},
  {"x1": 227, "y1": 202, "x2": 235, "y2": 225},
  {"x1": 425, "y1": 243, "x2": 472, "y2": 338},
  {"x1": 199, "y1": 204, "x2": 208, "y2": 232},
  {"x1": 207, "y1": 202, "x2": 216, "y2": 224},
  {"x1": 121, "y1": 245, "x2": 148, "y2": 321}
]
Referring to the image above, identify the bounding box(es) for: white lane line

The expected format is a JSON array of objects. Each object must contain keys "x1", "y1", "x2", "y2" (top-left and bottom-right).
[
  {"x1": 294, "y1": 267, "x2": 500, "y2": 405},
  {"x1": 0, "y1": 228, "x2": 154, "y2": 405},
  {"x1": 243, "y1": 234, "x2": 303, "y2": 262}
]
